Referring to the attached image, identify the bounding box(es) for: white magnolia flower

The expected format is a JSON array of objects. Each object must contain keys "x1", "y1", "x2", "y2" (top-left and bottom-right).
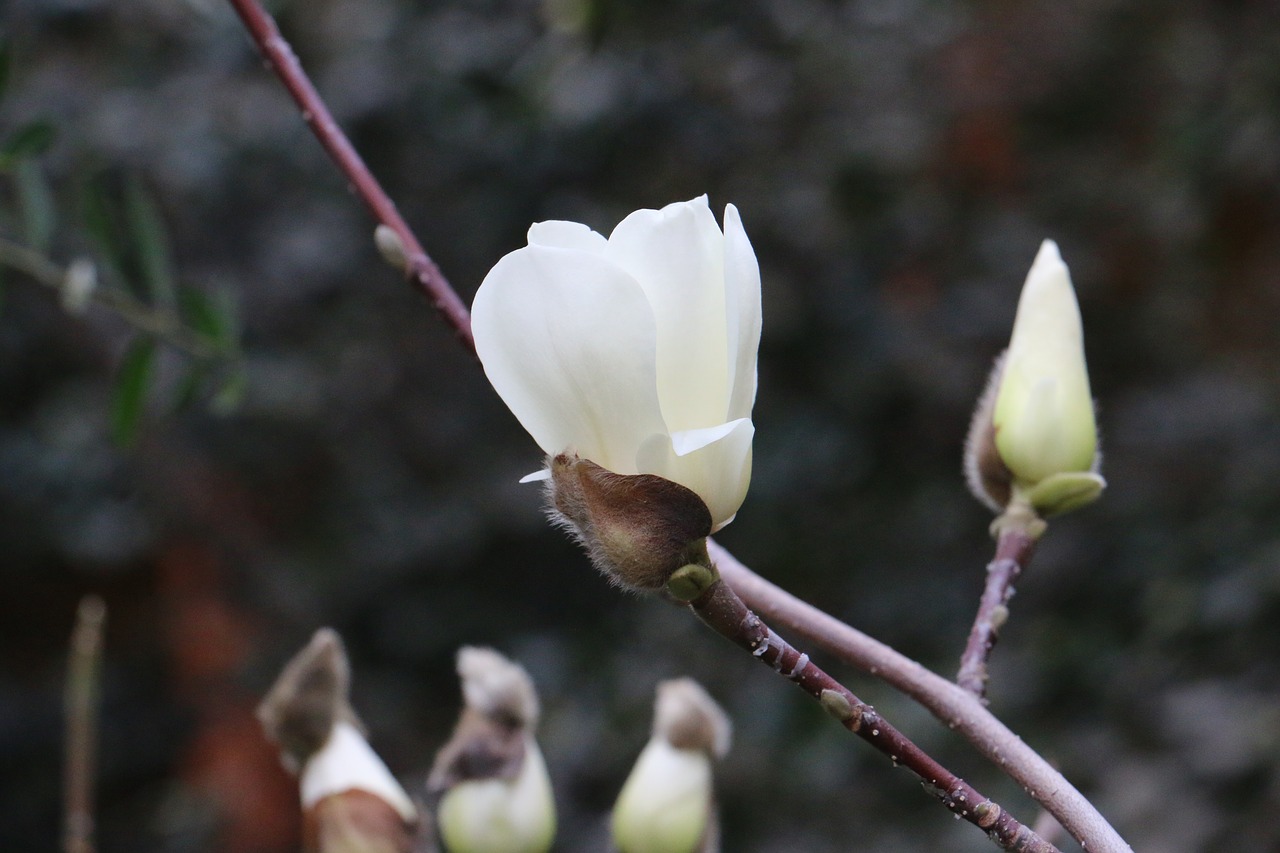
[
  {"x1": 472, "y1": 196, "x2": 761, "y2": 529},
  {"x1": 993, "y1": 240, "x2": 1098, "y2": 486}
]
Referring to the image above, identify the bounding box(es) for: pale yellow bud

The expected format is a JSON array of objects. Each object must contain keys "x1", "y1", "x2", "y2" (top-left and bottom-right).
[
  {"x1": 992, "y1": 240, "x2": 1098, "y2": 488},
  {"x1": 612, "y1": 679, "x2": 729, "y2": 853}
]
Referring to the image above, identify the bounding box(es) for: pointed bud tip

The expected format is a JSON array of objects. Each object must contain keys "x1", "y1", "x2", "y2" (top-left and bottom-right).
[
  {"x1": 257, "y1": 628, "x2": 356, "y2": 769},
  {"x1": 655, "y1": 678, "x2": 732, "y2": 759},
  {"x1": 1034, "y1": 238, "x2": 1063, "y2": 268}
]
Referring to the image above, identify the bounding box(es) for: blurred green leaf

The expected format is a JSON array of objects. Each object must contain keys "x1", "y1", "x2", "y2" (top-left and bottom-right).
[
  {"x1": 123, "y1": 177, "x2": 175, "y2": 308},
  {"x1": 15, "y1": 160, "x2": 56, "y2": 253},
  {"x1": 210, "y1": 366, "x2": 246, "y2": 416},
  {"x1": 0, "y1": 120, "x2": 56, "y2": 167},
  {"x1": 169, "y1": 362, "x2": 206, "y2": 414},
  {"x1": 178, "y1": 286, "x2": 239, "y2": 352},
  {"x1": 81, "y1": 176, "x2": 128, "y2": 277},
  {"x1": 111, "y1": 337, "x2": 157, "y2": 446}
]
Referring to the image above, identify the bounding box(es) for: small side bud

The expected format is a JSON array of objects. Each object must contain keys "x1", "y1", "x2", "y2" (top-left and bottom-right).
[
  {"x1": 374, "y1": 225, "x2": 409, "y2": 274},
  {"x1": 665, "y1": 563, "x2": 719, "y2": 603},
  {"x1": 61, "y1": 258, "x2": 97, "y2": 315},
  {"x1": 819, "y1": 689, "x2": 858, "y2": 725},
  {"x1": 547, "y1": 453, "x2": 713, "y2": 592},
  {"x1": 973, "y1": 800, "x2": 1002, "y2": 829}
]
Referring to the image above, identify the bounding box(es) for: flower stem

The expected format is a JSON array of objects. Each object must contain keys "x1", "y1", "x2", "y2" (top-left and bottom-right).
[
  {"x1": 223, "y1": 0, "x2": 475, "y2": 355},
  {"x1": 689, "y1": 575, "x2": 1060, "y2": 853},
  {"x1": 956, "y1": 517, "x2": 1040, "y2": 699}
]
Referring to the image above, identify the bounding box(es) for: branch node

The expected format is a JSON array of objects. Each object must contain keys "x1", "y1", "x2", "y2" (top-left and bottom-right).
[{"x1": 975, "y1": 800, "x2": 1003, "y2": 829}]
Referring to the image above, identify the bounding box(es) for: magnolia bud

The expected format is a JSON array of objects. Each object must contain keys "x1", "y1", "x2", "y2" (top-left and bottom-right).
[
  {"x1": 258, "y1": 630, "x2": 419, "y2": 853},
  {"x1": 967, "y1": 241, "x2": 1105, "y2": 517},
  {"x1": 547, "y1": 453, "x2": 713, "y2": 592},
  {"x1": 992, "y1": 240, "x2": 1098, "y2": 486},
  {"x1": 612, "y1": 679, "x2": 731, "y2": 853},
  {"x1": 430, "y1": 648, "x2": 555, "y2": 853}
]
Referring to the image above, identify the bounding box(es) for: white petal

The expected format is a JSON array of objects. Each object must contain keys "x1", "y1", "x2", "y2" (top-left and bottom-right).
[
  {"x1": 300, "y1": 722, "x2": 416, "y2": 821},
  {"x1": 473, "y1": 245, "x2": 668, "y2": 474},
  {"x1": 607, "y1": 198, "x2": 731, "y2": 431},
  {"x1": 636, "y1": 418, "x2": 754, "y2": 528},
  {"x1": 721, "y1": 204, "x2": 762, "y2": 421},
  {"x1": 528, "y1": 220, "x2": 609, "y2": 254}
]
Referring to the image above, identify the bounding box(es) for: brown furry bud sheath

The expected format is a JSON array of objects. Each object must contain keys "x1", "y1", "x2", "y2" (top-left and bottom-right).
[{"x1": 547, "y1": 453, "x2": 714, "y2": 592}]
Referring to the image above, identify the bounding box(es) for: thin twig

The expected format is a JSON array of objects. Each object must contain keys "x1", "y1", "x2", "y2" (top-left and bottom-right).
[
  {"x1": 957, "y1": 525, "x2": 1039, "y2": 699},
  {"x1": 710, "y1": 539, "x2": 1133, "y2": 853},
  {"x1": 223, "y1": 0, "x2": 475, "y2": 355},
  {"x1": 690, "y1": 576, "x2": 1060, "y2": 853},
  {"x1": 0, "y1": 237, "x2": 223, "y2": 360},
  {"x1": 64, "y1": 595, "x2": 107, "y2": 853}
]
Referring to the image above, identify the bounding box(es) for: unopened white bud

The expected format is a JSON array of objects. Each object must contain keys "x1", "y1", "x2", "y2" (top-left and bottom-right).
[{"x1": 992, "y1": 241, "x2": 1100, "y2": 492}]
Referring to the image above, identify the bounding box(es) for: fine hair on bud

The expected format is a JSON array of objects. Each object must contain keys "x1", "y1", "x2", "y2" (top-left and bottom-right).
[
  {"x1": 257, "y1": 628, "x2": 361, "y2": 771},
  {"x1": 654, "y1": 678, "x2": 732, "y2": 759},
  {"x1": 547, "y1": 453, "x2": 713, "y2": 592},
  {"x1": 456, "y1": 646, "x2": 540, "y2": 728},
  {"x1": 964, "y1": 352, "x2": 1014, "y2": 513}
]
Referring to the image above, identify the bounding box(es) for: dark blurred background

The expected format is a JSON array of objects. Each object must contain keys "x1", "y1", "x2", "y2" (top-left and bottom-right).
[{"x1": 2, "y1": 0, "x2": 1279, "y2": 850}]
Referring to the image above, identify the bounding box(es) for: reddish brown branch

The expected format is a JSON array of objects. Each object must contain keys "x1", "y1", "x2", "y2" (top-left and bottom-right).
[
  {"x1": 711, "y1": 540, "x2": 1133, "y2": 853},
  {"x1": 690, "y1": 578, "x2": 1059, "y2": 853},
  {"x1": 957, "y1": 527, "x2": 1039, "y2": 699},
  {"x1": 225, "y1": 0, "x2": 475, "y2": 354}
]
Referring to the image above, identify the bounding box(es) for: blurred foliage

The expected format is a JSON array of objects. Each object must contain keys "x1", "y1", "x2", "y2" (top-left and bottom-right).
[
  {"x1": 1, "y1": 1, "x2": 1279, "y2": 852},
  {"x1": 0, "y1": 52, "x2": 244, "y2": 446}
]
